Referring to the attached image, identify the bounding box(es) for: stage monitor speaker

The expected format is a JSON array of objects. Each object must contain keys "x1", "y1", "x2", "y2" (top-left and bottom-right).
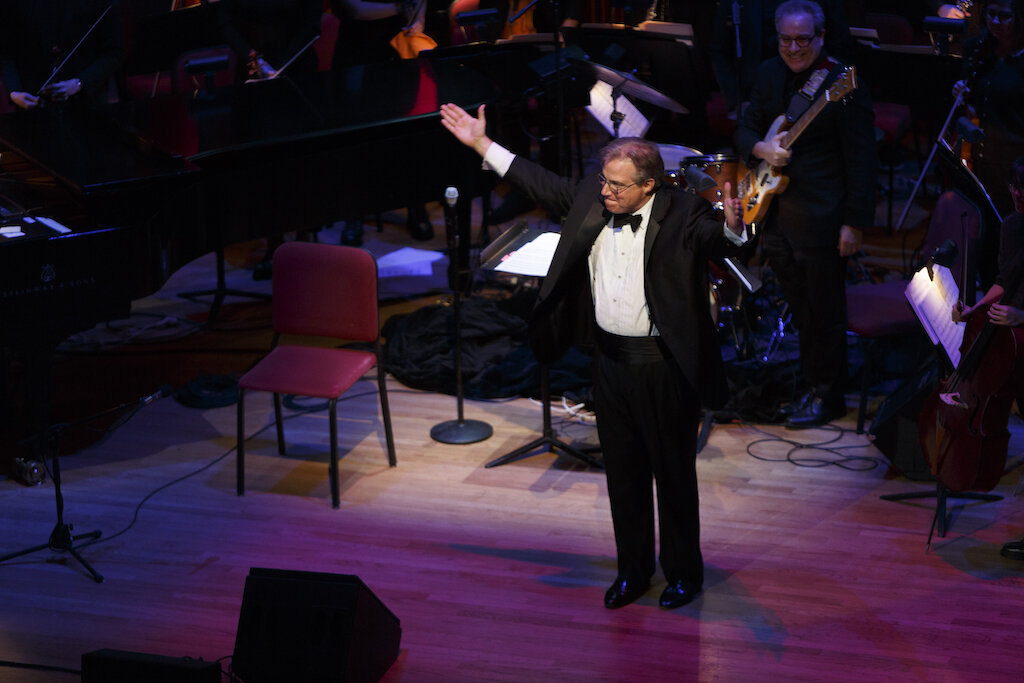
[
  {"x1": 81, "y1": 648, "x2": 220, "y2": 682},
  {"x1": 868, "y1": 360, "x2": 938, "y2": 481},
  {"x1": 232, "y1": 567, "x2": 401, "y2": 683}
]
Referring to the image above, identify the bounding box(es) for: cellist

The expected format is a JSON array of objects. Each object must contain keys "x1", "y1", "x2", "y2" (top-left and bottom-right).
[{"x1": 952, "y1": 155, "x2": 1024, "y2": 559}]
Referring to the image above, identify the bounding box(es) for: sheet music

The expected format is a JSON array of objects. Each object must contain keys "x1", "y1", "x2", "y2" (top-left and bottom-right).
[
  {"x1": 493, "y1": 231, "x2": 561, "y2": 277},
  {"x1": 905, "y1": 264, "x2": 966, "y2": 367},
  {"x1": 586, "y1": 80, "x2": 650, "y2": 138}
]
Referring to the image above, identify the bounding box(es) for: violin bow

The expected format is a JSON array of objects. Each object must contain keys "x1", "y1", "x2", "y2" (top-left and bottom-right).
[{"x1": 37, "y1": 5, "x2": 112, "y2": 96}]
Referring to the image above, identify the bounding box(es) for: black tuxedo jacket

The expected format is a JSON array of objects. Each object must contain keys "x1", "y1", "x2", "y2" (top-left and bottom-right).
[
  {"x1": 507, "y1": 156, "x2": 741, "y2": 410},
  {"x1": 735, "y1": 53, "x2": 877, "y2": 248}
]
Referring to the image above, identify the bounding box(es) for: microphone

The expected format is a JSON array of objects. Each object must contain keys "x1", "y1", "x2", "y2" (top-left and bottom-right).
[
  {"x1": 683, "y1": 165, "x2": 717, "y2": 194},
  {"x1": 444, "y1": 187, "x2": 460, "y2": 289},
  {"x1": 139, "y1": 385, "x2": 173, "y2": 407},
  {"x1": 444, "y1": 186, "x2": 459, "y2": 248}
]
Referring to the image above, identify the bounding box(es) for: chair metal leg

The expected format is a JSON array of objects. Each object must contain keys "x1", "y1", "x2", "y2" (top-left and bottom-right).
[
  {"x1": 237, "y1": 388, "x2": 245, "y2": 496},
  {"x1": 329, "y1": 398, "x2": 340, "y2": 509},
  {"x1": 273, "y1": 392, "x2": 285, "y2": 455},
  {"x1": 858, "y1": 337, "x2": 871, "y2": 434},
  {"x1": 377, "y1": 363, "x2": 397, "y2": 467}
]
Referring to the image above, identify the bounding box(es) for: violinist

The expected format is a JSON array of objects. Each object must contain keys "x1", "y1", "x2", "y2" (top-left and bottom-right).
[
  {"x1": 0, "y1": 0, "x2": 124, "y2": 110},
  {"x1": 950, "y1": 156, "x2": 1024, "y2": 559}
]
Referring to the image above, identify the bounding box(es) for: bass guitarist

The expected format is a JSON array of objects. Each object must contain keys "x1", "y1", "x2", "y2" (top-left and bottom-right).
[{"x1": 735, "y1": 0, "x2": 876, "y2": 428}]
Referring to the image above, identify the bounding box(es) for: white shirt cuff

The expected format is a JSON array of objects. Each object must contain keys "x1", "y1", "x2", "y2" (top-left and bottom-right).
[
  {"x1": 482, "y1": 142, "x2": 515, "y2": 177},
  {"x1": 723, "y1": 221, "x2": 749, "y2": 245}
]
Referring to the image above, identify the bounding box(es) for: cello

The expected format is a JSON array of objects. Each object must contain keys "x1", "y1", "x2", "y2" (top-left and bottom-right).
[{"x1": 918, "y1": 302, "x2": 1024, "y2": 492}]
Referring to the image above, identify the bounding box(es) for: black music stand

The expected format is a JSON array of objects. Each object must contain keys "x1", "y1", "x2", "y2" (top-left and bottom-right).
[
  {"x1": 881, "y1": 483, "x2": 1001, "y2": 542},
  {"x1": 0, "y1": 387, "x2": 169, "y2": 582},
  {"x1": 478, "y1": 222, "x2": 602, "y2": 469},
  {"x1": 485, "y1": 360, "x2": 602, "y2": 469},
  {"x1": 0, "y1": 424, "x2": 107, "y2": 584}
]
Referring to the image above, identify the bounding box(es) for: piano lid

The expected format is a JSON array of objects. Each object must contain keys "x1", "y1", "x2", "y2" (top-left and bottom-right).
[
  {"x1": 0, "y1": 103, "x2": 198, "y2": 197},
  {"x1": 106, "y1": 58, "x2": 497, "y2": 167}
]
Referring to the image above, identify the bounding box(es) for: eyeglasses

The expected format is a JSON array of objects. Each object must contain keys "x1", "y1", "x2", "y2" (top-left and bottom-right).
[
  {"x1": 777, "y1": 32, "x2": 820, "y2": 48},
  {"x1": 598, "y1": 173, "x2": 637, "y2": 196},
  {"x1": 986, "y1": 9, "x2": 1016, "y2": 22},
  {"x1": 1009, "y1": 183, "x2": 1024, "y2": 195}
]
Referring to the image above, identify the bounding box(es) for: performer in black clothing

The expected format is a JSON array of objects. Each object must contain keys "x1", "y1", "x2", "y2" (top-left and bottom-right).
[
  {"x1": 217, "y1": 0, "x2": 321, "y2": 81},
  {"x1": 954, "y1": 0, "x2": 1024, "y2": 290},
  {"x1": 0, "y1": 0, "x2": 124, "y2": 110},
  {"x1": 710, "y1": 0, "x2": 855, "y2": 115},
  {"x1": 440, "y1": 102, "x2": 748, "y2": 610},
  {"x1": 735, "y1": 0, "x2": 877, "y2": 428},
  {"x1": 950, "y1": 157, "x2": 1024, "y2": 559}
]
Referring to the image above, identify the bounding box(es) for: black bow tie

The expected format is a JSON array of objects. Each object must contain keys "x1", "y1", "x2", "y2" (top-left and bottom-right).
[{"x1": 610, "y1": 213, "x2": 643, "y2": 232}]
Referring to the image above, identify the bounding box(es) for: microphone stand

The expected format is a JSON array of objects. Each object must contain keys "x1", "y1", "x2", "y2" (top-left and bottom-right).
[
  {"x1": 0, "y1": 386, "x2": 170, "y2": 583},
  {"x1": 430, "y1": 187, "x2": 493, "y2": 444},
  {"x1": 895, "y1": 92, "x2": 964, "y2": 233}
]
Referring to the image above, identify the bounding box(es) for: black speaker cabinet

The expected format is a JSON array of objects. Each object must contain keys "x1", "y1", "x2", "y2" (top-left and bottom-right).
[
  {"x1": 81, "y1": 649, "x2": 220, "y2": 682},
  {"x1": 232, "y1": 568, "x2": 401, "y2": 683},
  {"x1": 869, "y1": 360, "x2": 939, "y2": 481}
]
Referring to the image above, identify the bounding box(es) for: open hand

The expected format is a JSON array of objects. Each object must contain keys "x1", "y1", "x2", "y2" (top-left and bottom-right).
[
  {"x1": 440, "y1": 103, "x2": 491, "y2": 157},
  {"x1": 721, "y1": 181, "x2": 744, "y2": 234}
]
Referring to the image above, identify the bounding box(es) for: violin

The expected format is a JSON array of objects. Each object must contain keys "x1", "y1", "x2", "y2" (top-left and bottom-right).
[{"x1": 918, "y1": 303, "x2": 1024, "y2": 491}]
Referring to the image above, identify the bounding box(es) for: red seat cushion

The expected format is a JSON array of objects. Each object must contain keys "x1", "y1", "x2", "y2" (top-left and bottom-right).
[
  {"x1": 846, "y1": 280, "x2": 918, "y2": 337},
  {"x1": 239, "y1": 345, "x2": 376, "y2": 398}
]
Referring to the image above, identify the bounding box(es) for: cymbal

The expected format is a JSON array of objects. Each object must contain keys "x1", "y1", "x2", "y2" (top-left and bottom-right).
[{"x1": 571, "y1": 59, "x2": 687, "y2": 114}]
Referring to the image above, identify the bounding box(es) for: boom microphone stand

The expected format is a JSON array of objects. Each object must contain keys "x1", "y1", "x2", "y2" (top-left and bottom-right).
[
  {"x1": 430, "y1": 187, "x2": 493, "y2": 444},
  {"x1": 0, "y1": 385, "x2": 171, "y2": 583}
]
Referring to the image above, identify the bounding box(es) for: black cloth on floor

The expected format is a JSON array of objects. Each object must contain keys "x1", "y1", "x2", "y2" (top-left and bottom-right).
[{"x1": 382, "y1": 297, "x2": 591, "y2": 399}]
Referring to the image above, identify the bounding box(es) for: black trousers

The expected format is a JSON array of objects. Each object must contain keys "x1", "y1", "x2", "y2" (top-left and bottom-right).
[
  {"x1": 763, "y1": 230, "x2": 848, "y2": 407},
  {"x1": 592, "y1": 334, "x2": 704, "y2": 587}
]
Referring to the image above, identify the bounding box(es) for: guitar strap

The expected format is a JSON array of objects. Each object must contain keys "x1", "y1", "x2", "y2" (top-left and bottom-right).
[{"x1": 784, "y1": 55, "x2": 841, "y2": 124}]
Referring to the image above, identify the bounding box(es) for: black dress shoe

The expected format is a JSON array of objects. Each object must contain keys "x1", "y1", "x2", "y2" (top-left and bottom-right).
[
  {"x1": 603, "y1": 576, "x2": 650, "y2": 609},
  {"x1": 341, "y1": 220, "x2": 363, "y2": 247},
  {"x1": 659, "y1": 581, "x2": 701, "y2": 610},
  {"x1": 252, "y1": 261, "x2": 272, "y2": 281},
  {"x1": 785, "y1": 396, "x2": 846, "y2": 429},
  {"x1": 407, "y1": 219, "x2": 434, "y2": 241},
  {"x1": 777, "y1": 389, "x2": 813, "y2": 418},
  {"x1": 406, "y1": 205, "x2": 435, "y2": 241},
  {"x1": 1001, "y1": 537, "x2": 1024, "y2": 560}
]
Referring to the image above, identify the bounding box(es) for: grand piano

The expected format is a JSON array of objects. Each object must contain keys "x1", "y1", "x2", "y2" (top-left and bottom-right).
[{"x1": 0, "y1": 57, "x2": 497, "y2": 465}]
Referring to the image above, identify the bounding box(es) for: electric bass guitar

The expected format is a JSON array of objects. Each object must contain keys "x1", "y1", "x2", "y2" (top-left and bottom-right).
[{"x1": 736, "y1": 66, "x2": 858, "y2": 225}]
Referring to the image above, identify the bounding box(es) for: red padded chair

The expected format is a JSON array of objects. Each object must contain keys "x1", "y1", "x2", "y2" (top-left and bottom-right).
[
  {"x1": 846, "y1": 190, "x2": 982, "y2": 432},
  {"x1": 450, "y1": 0, "x2": 482, "y2": 45},
  {"x1": 236, "y1": 242, "x2": 396, "y2": 508}
]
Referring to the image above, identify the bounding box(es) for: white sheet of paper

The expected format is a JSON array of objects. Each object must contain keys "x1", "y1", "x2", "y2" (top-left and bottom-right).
[
  {"x1": 586, "y1": 81, "x2": 650, "y2": 138},
  {"x1": 905, "y1": 264, "x2": 965, "y2": 367},
  {"x1": 494, "y1": 231, "x2": 561, "y2": 277},
  {"x1": 376, "y1": 246, "x2": 445, "y2": 278}
]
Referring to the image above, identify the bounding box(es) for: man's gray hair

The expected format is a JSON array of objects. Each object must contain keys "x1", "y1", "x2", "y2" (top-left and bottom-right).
[
  {"x1": 598, "y1": 137, "x2": 664, "y2": 186},
  {"x1": 775, "y1": 0, "x2": 826, "y2": 33}
]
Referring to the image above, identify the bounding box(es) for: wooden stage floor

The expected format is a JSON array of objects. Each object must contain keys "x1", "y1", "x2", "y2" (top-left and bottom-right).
[{"x1": 2, "y1": 221, "x2": 1024, "y2": 682}]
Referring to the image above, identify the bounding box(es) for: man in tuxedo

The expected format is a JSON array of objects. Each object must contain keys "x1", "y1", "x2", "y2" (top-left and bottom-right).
[
  {"x1": 735, "y1": 0, "x2": 876, "y2": 428},
  {"x1": 440, "y1": 102, "x2": 747, "y2": 609}
]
